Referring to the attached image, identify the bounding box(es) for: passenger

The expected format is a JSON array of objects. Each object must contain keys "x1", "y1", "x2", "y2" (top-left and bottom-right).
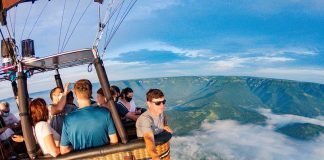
[
  {"x1": 48, "y1": 84, "x2": 77, "y2": 135},
  {"x1": 30, "y1": 98, "x2": 60, "y2": 157},
  {"x1": 96, "y1": 87, "x2": 139, "y2": 121},
  {"x1": 0, "y1": 116, "x2": 14, "y2": 141},
  {"x1": 136, "y1": 89, "x2": 173, "y2": 160},
  {"x1": 0, "y1": 102, "x2": 20, "y2": 129},
  {"x1": 60, "y1": 79, "x2": 118, "y2": 155},
  {"x1": 118, "y1": 87, "x2": 145, "y2": 117},
  {"x1": 111, "y1": 85, "x2": 120, "y2": 102}
]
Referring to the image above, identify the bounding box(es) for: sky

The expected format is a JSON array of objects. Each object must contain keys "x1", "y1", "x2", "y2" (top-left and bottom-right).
[{"x1": 1, "y1": 0, "x2": 324, "y2": 98}]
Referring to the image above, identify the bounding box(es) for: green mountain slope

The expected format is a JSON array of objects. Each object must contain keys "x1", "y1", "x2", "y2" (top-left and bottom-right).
[
  {"x1": 104, "y1": 76, "x2": 324, "y2": 139},
  {"x1": 276, "y1": 123, "x2": 324, "y2": 140}
]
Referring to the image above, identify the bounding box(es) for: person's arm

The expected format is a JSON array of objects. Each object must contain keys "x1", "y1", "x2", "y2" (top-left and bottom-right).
[
  {"x1": 125, "y1": 112, "x2": 139, "y2": 121},
  {"x1": 11, "y1": 135, "x2": 24, "y2": 142},
  {"x1": 115, "y1": 103, "x2": 140, "y2": 121},
  {"x1": 108, "y1": 133, "x2": 118, "y2": 144},
  {"x1": 60, "y1": 145, "x2": 72, "y2": 155},
  {"x1": 143, "y1": 131, "x2": 160, "y2": 160},
  {"x1": 163, "y1": 114, "x2": 173, "y2": 133},
  {"x1": 51, "y1": 83, "x2": 70, "y2": 115},
  {"x1": 60, "y1": 118, "x2": 73, "y2": 154},
  {"x1": 44, "y1": 134, "x2": 60, "y2": 157}
]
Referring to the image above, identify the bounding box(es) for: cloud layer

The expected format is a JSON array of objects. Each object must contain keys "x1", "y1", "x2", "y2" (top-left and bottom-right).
[{"x1": 171, "y1": 120, "x2": 324, "y2": 160}]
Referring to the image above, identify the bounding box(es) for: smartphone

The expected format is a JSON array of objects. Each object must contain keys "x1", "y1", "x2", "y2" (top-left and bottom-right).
[{"x1": 68, "y1": 83, "x2": 74, "y2": 90}]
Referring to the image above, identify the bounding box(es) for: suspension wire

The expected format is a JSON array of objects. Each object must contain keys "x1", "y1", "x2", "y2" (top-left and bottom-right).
[
  {"x1": 20, "y1": 3, "x2": 33, "y2": 43},
  {"x1": 5, "y1": 25, "x2": 19, "y2": 61},
  {"x1": 61, "y1": 0, "x2": 92, "y2": 51},
  {"x1": 93, "y1": 0, "x2": 123, "y2": 51},
  {"x1": 104, "y1": 12, "x2": 111, "y2": 48},
  {"x1": 105, "y1": 0, "x2": 124, "y2": 49},
  {"x1": 13, "y1": 7, "x2": 17, "y2": 39},
  {"x1": 98, "y1": 4, "x2": 101, "y2": 25},
  {"x1": 103, "y1": 0, "x2": 123, "y2": 48},
  {"x1": 0, "y1": 28, "x2": 18, "y2": 63},
  {"x1": 27, "y1": 0, "x2": 50, "y2": 38},
  {"x1": 57, "y1": 0, "x2": 67, "y2": 53},
  {"x1": 103, "y1": 0, "x2": 137, "y2": 51},
  {"x1": 0, "y1": 28, "x2": 11, "y2": 54},
  {"x1": 102, "y1": 0, "x2": 119, "y2": 47},
  {"x1": 60, "y1": 0, "x2": 81, "y2": 52},
  {"x1": 8, "y1": 11, "x2": 15, "y2": 39},
  {"x1": 102, "y1": 6, "x2": 112, "y2": 57}
]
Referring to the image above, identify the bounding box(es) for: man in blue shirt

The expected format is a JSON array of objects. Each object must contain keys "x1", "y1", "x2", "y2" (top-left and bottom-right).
[{"x1": 60, "y1": 79, "x2": 118, "y2": 154}]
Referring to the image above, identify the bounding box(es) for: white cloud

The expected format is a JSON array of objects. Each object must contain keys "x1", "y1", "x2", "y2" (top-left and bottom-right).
[
  {"x1": 171, "y1": 120, "x2": 324, "y2": 160},
  {"x1": 237, "y1": 0, "x2": 324, "y2": 15},
  {"x1": 106, "y1": 41, "x2": 211, "y2": 59},
  {"x1": 128, "y1": 0, "x2": 182, "y2": 20},
  {"x1": 208, "y1": 56, "x2": 294, "y2": 71},
  {"x1": 246, "y1": 47, "x2": 319, "y2": 56},
  {"x1": 258, "y1": 109, "x2": 324, "y2": 129},
  {"x1": 253, "y1": 68, "x2": 324, "y2": 83}
]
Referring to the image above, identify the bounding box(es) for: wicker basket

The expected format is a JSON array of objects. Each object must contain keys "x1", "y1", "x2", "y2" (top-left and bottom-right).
[{"x1": 89, "y1": 142, "x2": 170, "y2": 160}]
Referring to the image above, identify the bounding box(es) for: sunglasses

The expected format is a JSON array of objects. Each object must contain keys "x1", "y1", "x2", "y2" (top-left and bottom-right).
[
  {"x1": 1, "y1": 110, "x2": 9, "y2": 113},
  {"x1": 152, "y1": 99, "x2": 166, "y2": 106}
]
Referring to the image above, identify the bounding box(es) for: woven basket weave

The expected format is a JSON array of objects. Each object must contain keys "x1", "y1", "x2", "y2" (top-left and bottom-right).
[{"x1": 89, "y1": 142, "x2": 170, "y2": 160}]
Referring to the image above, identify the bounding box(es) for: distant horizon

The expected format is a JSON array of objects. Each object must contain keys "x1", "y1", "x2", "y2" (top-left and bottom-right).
[{"x1": 0, "y1": 74, "x2": 323, "y2": 101}]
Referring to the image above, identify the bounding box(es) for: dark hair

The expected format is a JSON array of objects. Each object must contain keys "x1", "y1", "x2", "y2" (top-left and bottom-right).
[
  {"x1": 30, "y1": 98, "x2": 48, "y2": 125},
  {"x1": 74, "y1": 79, "x2": 92, "y2": 99},
  {"x1": 146, "y1": 89, "x2": 164, "y2": 101},
  {"x1": 111, "y1": 85, "x2": 120, "y2": 94},
  {"x1": 121, "y1": 87, "x2": 133, "y2": 98},
  {"x1": 97, "y1": 87, "x2": 117, "y2": 97},
  {"x1": 66, "y1": 92, "x2": 74, "y2": 104},
  {"x1": 97, "y1": 88, "x2": 104, "y2": 96},
  {"x1": 50, "y1": 87, "x2": 62, "y2": 101}
]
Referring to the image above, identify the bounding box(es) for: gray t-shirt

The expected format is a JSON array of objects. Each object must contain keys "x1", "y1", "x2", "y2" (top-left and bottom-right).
[
  {"x1": 48, "y1": 104, "x2": 77, "y2": 135},
  {"x1": 136, "y1": 110, "x2": 164, "y2": 137}
]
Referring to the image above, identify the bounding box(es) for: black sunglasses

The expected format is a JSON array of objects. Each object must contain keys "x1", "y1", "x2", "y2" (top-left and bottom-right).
[
  {"x1": 1, "y1": 110, "x2": 9, "y2": 113},
  {"x1": 152, "y1": 99, "x2": 166, "y2": 106}
]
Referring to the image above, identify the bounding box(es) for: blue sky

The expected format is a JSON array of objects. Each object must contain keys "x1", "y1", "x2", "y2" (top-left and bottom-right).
[{"x1": 1, "y1": 0, "x2": 324, "y2": 97}]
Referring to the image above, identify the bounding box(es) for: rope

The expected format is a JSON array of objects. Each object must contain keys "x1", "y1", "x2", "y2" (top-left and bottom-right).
[
  {"x1": 0, "y1": 28, "x2": 12, "y2": 57},
  {"x1": 92, "y1": 0, "x2": 124, "y2": 51},
  {"x1": 27, "y1": 0, "x2": 50, "y2": 38},
  {"x1": 8, "y1": 11, "x2": 15, "y2": 39},
  {"x1": 105, "y1": 0, "x2": 124, "y2": 49},
  {"x1": 103, "y1": 0, "x2": 137, "y2": 51},
  {"x1": 14, "y1": 7, "x2": 17, "y2": 39},
  {"x1": 104, "y1": 0, "x2": 124, "y2": 50},
  {"x1": 61, "y1": 0, "x2": 92, "y2": 51},
  {"x1": 60, "y1": 0, "x2": 81, "y2": 52},
  {"x1": 57, "y1": 0, "x2": 67, "y2": 53},
  {"x1": 20, "y1": 3, "x2": 33, "y2": 43}
]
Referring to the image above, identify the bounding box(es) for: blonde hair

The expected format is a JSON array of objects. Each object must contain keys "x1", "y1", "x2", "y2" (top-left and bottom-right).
[{"x1": 0, "y1": 101, "x2": 9, "y2": 110}]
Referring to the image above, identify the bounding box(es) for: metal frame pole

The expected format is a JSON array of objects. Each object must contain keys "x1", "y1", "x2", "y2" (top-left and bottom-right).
[
  {"x1": 93, "y1": 57, "x2": 128, "y2": 144},
  {"x1": 17, "y1": 62, "x2": 37, "y2": 159},
  {"x1": 54, "y1": 69, "x2": 63, "y2": 89}
]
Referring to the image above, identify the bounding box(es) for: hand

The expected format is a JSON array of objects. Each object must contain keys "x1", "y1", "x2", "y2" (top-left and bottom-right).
[
  {"x1": 11, "y1": 135, "x2": 24, "y2": 142},
  {"x1": 135, "y1": 108, "x2": 141, "y2": 115},
  {"x1": 63, "y1": 82, "x2": 71, "y2": 95},
  {"x1": 164, "y1": 126, "x2": 173, "y2": 134}
]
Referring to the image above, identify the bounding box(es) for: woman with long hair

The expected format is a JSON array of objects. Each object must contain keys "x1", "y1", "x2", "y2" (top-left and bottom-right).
[{"x1": 30, "y1": 98, "x2": 60, "y2": 157}]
